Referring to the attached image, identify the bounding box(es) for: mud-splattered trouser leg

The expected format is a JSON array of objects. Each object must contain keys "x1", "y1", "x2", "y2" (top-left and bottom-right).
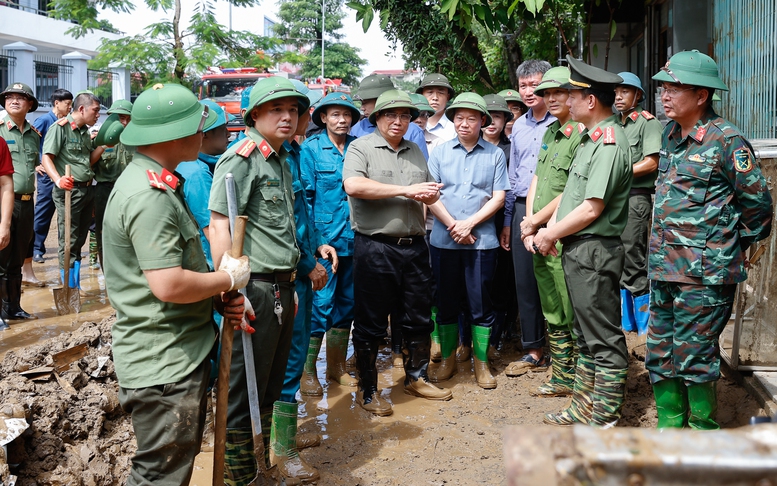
[
  {"x1": 646, "y1": 281, "x2": 736, "y2": 385},
  {"x1": 119, "y1": 357, "x2": 211, "y2": 486}
]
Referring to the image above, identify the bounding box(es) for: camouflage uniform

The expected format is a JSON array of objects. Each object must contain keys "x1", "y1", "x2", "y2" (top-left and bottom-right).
[{"x1": 646, "y1": 109, "x2": 773, "y2": 386}]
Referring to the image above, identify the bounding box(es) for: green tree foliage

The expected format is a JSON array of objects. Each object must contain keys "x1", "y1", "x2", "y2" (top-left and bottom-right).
[{"x1": 275, "y1": 0, "x2": 366, "y2": 86}]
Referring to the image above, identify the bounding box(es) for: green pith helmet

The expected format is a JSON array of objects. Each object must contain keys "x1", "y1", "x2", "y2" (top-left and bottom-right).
[
  {"x1": 368, "y1": 89, "x2": 420, "y2": 125},
  {"x1": 0, "y1": 82, "x2": 38, "y2": 111},
  {"x1": 243, "y1": 76, "x2": 311, "y2": 126},
  {"x1": 444, "y1": 92, "x2": 492, "y2": 128},
  {"x1": 94, "y1": 114, "x2": 125, "y2": 146},
  {"x1": 107, "y1": 99, "x2": 133, "y2": 115},
  {"x1": 355, "y1": 74, "x2": 395, "y2": 101},
  {"x1": 652, "y1": 50, "x2": 728, "y2": 91},
  {"x1": 200, "y1": 99, "x2": 234, "y2": 131},
  {"x1": 312, "y1": 92, "x2": 361, "y2": 128},
  {"x1": 409, "y1": 93, "x2": 435, "y2": 115},
  {"x1": 290, "y1": 79, "x2": 323, "y2": 107},
  {"x1": 498, "y1": 89, "x2": 522, "y2": 103},
  {"x1": 616, "y1": 72, "x2": 646, "y2": 100},
  {"x1": 121, "y1": 83, "x2": 216, "y2": 146},
  {"x1": 482, "y1": 94, "x2": 513, "y2": 122},
  {"x1": 561, "y1": 55, "x2": 623, "y2": 91},
  {"x1": 534, "y1": 66, "x2": 571, "y2": 96},
  {"x1": 416, "y1": 73, "x2": 455, "y2": 99}
]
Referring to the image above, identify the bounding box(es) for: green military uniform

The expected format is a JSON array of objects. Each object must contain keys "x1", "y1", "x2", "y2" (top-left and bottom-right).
[
  {"x1": 0, "y1": 82, "x2": 40, "y2": 321},
  {"x1": 104, "y1": 83, "x2": 218, "y2": 485},
  {"x1": 42, "y1": 113, "x2": 96, "y2": 274},
  {"x1": 208, "y1": 76, "x2": 307, "y2": 485},
  {"x1": 544, "y1": 57, "x2": 632, "y2": 428}
]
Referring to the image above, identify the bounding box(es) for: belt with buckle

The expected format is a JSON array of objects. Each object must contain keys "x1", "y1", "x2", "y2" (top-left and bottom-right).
[
  {"x1": 249, "y1": 270, "x2": 297, "y2": 283},
  {"x1": 368, "y1": 233, "x2": 424, "y2": 246},
  {"x1": 14, "y1": 193, "x2": 33, "y2": 201},
  {"x1": 72, "y1": 180, "x2": 92, "y2": 188},
  {"x1": 560, "y1": 234, "x2": 619, "y2": 246}
]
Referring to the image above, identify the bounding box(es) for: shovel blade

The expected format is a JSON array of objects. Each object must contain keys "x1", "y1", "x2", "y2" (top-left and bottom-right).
[
  {"x1": 53, "y1": 287, "x2": 81, "y2": 315},
  {"x1": 248, "y1": 439, "x2": 284, "y2": 486}
]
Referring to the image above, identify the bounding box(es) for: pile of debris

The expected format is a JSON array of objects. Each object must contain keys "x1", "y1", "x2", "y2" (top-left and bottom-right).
[{"x1": 0, "y1": 317, "x2": 134, "y2": 485}]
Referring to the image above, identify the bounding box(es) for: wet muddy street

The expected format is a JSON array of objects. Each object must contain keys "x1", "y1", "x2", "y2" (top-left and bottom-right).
[{"x1": 0, "y1": 232, "x2": 765, "y2": 485}]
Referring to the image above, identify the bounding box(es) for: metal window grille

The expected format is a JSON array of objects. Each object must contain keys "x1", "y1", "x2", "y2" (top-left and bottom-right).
[
  {"x1": 87, "y1": 69, "x2": 117, "y2": 108},
  {"x1": 34, "y1": 56, "x2": 72, "y2": 103},
  {"x1": 0, "y1": 51, "x2": 16, "y2": 92}
]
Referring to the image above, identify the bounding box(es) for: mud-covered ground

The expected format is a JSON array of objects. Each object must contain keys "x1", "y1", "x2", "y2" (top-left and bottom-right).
[{"x1": 0, "y1": 310, "x2": 763, "y2": 485}]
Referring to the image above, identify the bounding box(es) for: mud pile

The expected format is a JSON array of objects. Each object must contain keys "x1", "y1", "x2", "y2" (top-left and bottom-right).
[{"x1": 0, "y1": 316, "x2": 133, "y2": 486}]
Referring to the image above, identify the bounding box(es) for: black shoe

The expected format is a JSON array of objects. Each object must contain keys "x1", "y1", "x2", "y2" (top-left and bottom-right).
[{"x1": 32, "y1": 254, "x2": 44, "y2": 264}]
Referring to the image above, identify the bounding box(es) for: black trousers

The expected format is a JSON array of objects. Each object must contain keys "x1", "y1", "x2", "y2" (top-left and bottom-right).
[
  {"x1": 509, "y1": 201, "x2": 545, "y2": 349},
  {"x1": 0, "y1": 199, "x2": 34, "y2": 278},
  {"x1": 352, "y1": 233, "x2": 434, "y2": 346}
]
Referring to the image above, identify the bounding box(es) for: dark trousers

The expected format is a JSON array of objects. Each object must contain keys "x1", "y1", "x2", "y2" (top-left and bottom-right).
[
  {"x1": 352, "y1": 233, "x2": 434, "y2": 346},
  {"x1": 0, "y1": 199, "x2": 34, "y2": 277},
  {"x1": 509, "y1": 201, "x2": 545, "y2": 349},
  {"x1": 562, "y1": 237, "x2": 629, "y2": 370},
  {"x1": 119, "y1": 357, "x2": 211, "y2": 486},
  {"x1": 620, "y1": 193, "x2": 652, "y2": 296},
  {"x1": 32, "y1": 172, "x2": 55, "y2": 256},
  {"x1": 94, "y1": 181, "x2": 114, "y2": 264},
  {"x1": 53, "y1": 185, "x2": 94, "y2": 270},
  {"x1": 431, "y1": 246, "x2": 497, "y2": 328},
  {"x1": 227, "y1": 279, "x2": 295, "y2": 429}
]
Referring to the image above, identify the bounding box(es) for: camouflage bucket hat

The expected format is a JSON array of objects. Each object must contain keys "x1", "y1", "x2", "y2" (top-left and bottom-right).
[
  {"x1": 652, "y1": 50, "x2": 729, "y2": 91},
  {"x1": 416, "y1": 73, "x2": 455, "y2": 99},
  {"x1": 409, "y1": 93, "x2": 435, "y2": 115},
  {"x1": 243, "y1": 76, "x2": 311, "y2": 126},
  {"x1": 368, "y1": 90, "x2": 420, "y2": 125},
  {"x1": 0, "y1": 82, "x2": 38, "y2": 111},
  {"x1": 534, "y1": 66, "x2": 571, "y2": 96},
  {"x1": 94, "y1": 114, "x2": 125, "y2": 146},
  {"x1": 445, "y1": 92, "x2": 492, "y2": 128},
  {"x1": 312, "y1": 92, "x2": 361, "y2": 128},
  {"x1": 355, "y1": 74, "x2": 395, "y2": 101},
  {"x1": 497, "y1": 88, "x2": 522, "y2": 103},
  {"x1": 106, "y1": 99, "x2": 133, "y2": 116},
  {"x1": 482, "y1": 94, "x2": 513, "y2": 122},
  {"x1": 121, "y1": 83, "x2": 216, "y2": 146},
  {"x1": 200, "y1": 99, "x2": 235, "y2": 132}
]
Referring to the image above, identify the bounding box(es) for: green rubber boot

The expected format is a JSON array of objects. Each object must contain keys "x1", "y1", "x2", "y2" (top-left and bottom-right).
[
  {"x1": 326, "y1": 328, "x2": 357, "y2": 386},
  {"x1": 427, "y1": 323, "x2": 458, "y2": 383},
  {"x1": 535, "y1": 330, "x2": 576, "y2": 397},
  {"x1": 472, "y1": 325, "x2": 496, "y2": 389},
  {"x1": 543, "y1": 352, "x2": 595, "y2": 426},
  {"x1": 430, "y1": 307, "x2": 441, "y2": 362},
  {"x1": 270, "y1": 401, "x2": 320, "y2": 484},
  {"x1": 590, "y1": 367, "x2": 629, "y2": 428},
  {"x1": 688, "y1": 381, "x2": 719, "y2": 430},
  {"x1": 653, "y1": 378, "x2": 687, "y2": 428},
  {"x1": 224, "y1": 428, "x2": 256, "y2": 486},
  {"x1": 300, "y1": 336, "x2": 323, "y2": 396}
]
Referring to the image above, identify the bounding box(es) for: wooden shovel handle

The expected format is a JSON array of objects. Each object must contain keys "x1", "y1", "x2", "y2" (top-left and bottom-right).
[{"x1": 231, "y1": 216, "x2": 248, "y2": 257}]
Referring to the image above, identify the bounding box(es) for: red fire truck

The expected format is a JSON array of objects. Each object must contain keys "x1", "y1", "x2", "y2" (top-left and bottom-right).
[{"x1": 194, "y1": 67, "x2": 276, "y2": 134}]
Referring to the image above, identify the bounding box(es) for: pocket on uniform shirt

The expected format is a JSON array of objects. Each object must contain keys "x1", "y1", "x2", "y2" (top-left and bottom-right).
[
  {"x1": 316, "y1": 163, "x2": 340, "y2": 190},
  {"x1": 676, "y1": 156, "x2": 715, "y2": 204},
  {"x1": 663, "y1": 226, "x2": 705, "y2": 277},
  {"x1": 258, "y1": 185, "x2": 285, "y2": 225}
]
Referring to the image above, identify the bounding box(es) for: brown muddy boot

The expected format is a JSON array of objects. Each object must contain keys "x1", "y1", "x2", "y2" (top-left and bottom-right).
[
  {"x1": 472, "y1": 325, "x2": 496, "y2": 389},
  {"x1": 345, "y1": 353, "x2": 356, "y2": 371},
  {"x1": 300, "y1": 336, "x2": 323, "y2": 396},
  {"x1": 404, "y1": 334, "x2": 453, "y2": 401},
  {"x1": 455, "y1": 343, "x2": 471, "y2": 362},
  {"x1": 428, "y1": 323, "x2": 457, "y2": 383},
  {"x1": 392, "y1": 352, "x2": 404, "y2": 368},
  {"x1": 355, "y1": 341, "x2": 393, "y2": 416},
  {"x1": 295, "y1": 432, "x2": 321, "y2": 450},
  {"x1": 270, "y1": 401, "x2": 320, "y2": 484},
  {"x1": 326, "y1": 328, "x2": 358, "y2": 386}
]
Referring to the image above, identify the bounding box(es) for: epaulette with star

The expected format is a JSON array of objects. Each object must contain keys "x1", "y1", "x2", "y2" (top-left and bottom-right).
[
  {"x1": 641, "y1": 110, "x2": 655, "y2": 120},
  {"x1": 590, "y1": 126, "x2": 617, "y2": 144},
  {"x1": 147, "y1": 168, "x2": 180, "y2": 192},
  {"x1": 147, "y1": 170, "x2": 167, "y2": 191},
  {"x1": 56, "y1": 117, "x2": 69, "y2": 127},
  {"x1": 30, "y1": 125, "x2": 42, "y2": 137},
  {"x1": 235, "y1": 139, "x2": 256, "y2": 158}
]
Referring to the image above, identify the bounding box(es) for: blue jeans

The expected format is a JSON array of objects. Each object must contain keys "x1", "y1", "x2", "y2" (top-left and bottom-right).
[
  {"x1": 33, "y1": 172, "x2": 56, "y2": 256},
  {"x1": 280, "y1": 276, "x2": 313, "y2": 403},
  {"x1": 310, "y1": 256, "x2": 354, "y2": 338}
]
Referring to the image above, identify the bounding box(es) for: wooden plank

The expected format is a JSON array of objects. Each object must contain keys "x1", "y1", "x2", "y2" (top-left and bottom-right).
[{"x1": 52, "y1": 343, "x2": 88, "y2": 373}]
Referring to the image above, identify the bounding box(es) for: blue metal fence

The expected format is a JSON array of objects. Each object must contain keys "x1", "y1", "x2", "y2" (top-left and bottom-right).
[{"x1": 713, "y1": 0, "x2": 777, "y2": 139}]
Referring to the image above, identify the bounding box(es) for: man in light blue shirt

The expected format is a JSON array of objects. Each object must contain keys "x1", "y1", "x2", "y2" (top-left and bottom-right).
[
  {"x1": 499, "y1": 60, "x2": 556, "y2": 377},
  {"x1": 427, "y1": 93, "x2": 509, "y2": 390}
]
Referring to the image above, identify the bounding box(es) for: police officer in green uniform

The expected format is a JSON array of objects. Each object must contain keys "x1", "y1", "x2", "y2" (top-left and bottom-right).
[
  {"x1": 208, "y1": 76, "x2": 308, "y2": 484},
  {"x1": 498, "y1": 88, "x2": 526, "y2": 137},
  {"x1": 93, "y1": 99, "x2": 134, "y2": 268},
  {"x1": 533, "y1": 56, "x2": 632, "y2": 427},
  {"x1": 103, "y1": 83, "x2": 250, "y2": 486},
  {"x1": 0, "y1": 82, "x2": 39, "y2": 323},
  {"x1": 648, "y1": 51, "x2": 773, "y2": 429},
  {"x1": 519, "y1": 67, "x2": 583, "y2": 397},
  {"x1": 41, "y1": 91, "x2": 105, "y2": 288},
  {"x1": 614, "y1": 72, "x2": 663, "y2": 334}
]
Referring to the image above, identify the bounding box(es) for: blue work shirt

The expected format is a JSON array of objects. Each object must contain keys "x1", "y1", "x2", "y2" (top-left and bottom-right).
[
  {"x1": 300, "y1": 131, "x2": 355, "y2": 257},
  {"x1": 428, "y1": 136, "x2": 510, "y2": 250},
  {"x1": 226, "y1": 130, "x2": 247, "y2": 151},
  {"x1": 504, "y1": 109, "x2": 556, "y2": 225},
  {"x1": 33, "y1": 110, "x2": 59, "y2": 158},
  {"x1": 284, "y1": 140, "x2": 325, "y2": 277},
  {"x1": 427, "y1": 114, "x2": 457, "y2": 142},
  {"x1": 177, "y1": 153, "x2": 218, "y2": 269},
  {"x1": 350, "y1": 117, "x2": 430, "y2": 160}
]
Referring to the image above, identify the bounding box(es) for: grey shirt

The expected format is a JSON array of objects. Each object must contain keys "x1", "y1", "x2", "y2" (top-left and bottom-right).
[{"x1": 343, "y1": 130, "x2": 431, "y2": 237}]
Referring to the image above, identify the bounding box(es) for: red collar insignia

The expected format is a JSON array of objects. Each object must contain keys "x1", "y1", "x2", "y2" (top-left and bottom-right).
[
  {"x1": 5, "y1": 120, "x2": 12, "y2": 130},
  {"x1": 692, "y1": 125, "x2": 707, "y2": 142},
  {"x1": 70, "y1": 121, "x2": 78, "y2": 130},
  {"x1": 563, "y1": 123, "x2": 574, "y2": 138},
  {"x1": 603, "y1": 126, "x2": 616, "y2": 144},
  {"x1": 590, "y1": 126, "x2": 604, "y2": 142},
  {"x1": 160, "y1": 169, "x2": 179, "y2": 190},
  {"x1": 146, "y1": 170, "x2": 167, "y2": 191},
  {"x1": 258, "y1": 139, "x2": 273, "y2": 159},
  {"x1": 629, "y1": 111, "x2": 639, "y2": 122}
]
